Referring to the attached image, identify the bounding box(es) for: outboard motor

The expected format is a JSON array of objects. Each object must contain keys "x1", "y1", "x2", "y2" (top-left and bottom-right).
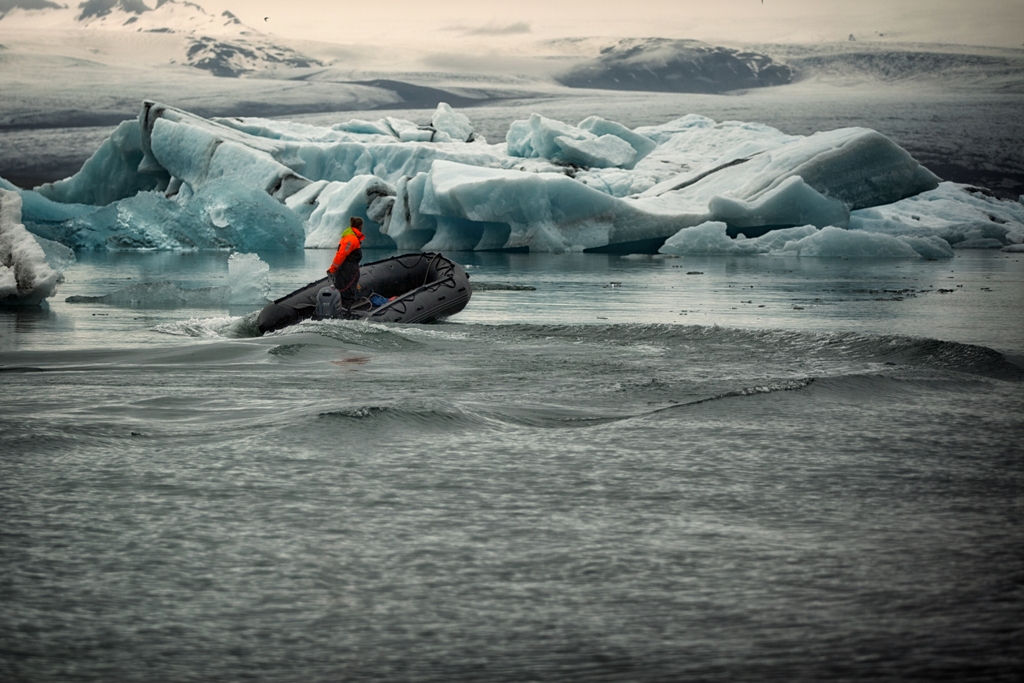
[{"x1": 313, "y1": 286, "x2": 345, "y2": 320}]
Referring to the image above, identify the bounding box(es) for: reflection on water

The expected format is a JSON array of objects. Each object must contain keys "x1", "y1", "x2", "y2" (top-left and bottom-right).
[{"x1": 0, "y1": 305, "x2": 54, "y2": 336}]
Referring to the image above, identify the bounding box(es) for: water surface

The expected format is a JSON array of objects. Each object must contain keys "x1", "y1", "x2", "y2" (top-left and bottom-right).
[{"x1": 1, "y1": 250, "x2": 1022, "y2": 682}]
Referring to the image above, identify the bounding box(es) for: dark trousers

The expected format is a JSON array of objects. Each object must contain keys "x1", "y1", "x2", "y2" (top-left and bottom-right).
[{"x1": 333, "y1": 255, "x2": 361, "y2": 308}]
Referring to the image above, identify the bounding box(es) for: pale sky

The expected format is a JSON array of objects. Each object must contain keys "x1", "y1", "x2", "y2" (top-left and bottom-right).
[{"x1": 202, "y1": 0, "x2": 1024, "y2": 49}]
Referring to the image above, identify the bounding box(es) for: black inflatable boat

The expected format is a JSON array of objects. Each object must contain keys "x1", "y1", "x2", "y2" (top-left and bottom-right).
[{"x1": 257, "y1": 252, "x2": 471, "y2": 335}]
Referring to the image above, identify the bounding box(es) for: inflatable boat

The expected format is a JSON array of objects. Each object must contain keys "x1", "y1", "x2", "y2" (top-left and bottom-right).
[{"x1": 257, "y1": 253, "x2": 471, "y2": 335}]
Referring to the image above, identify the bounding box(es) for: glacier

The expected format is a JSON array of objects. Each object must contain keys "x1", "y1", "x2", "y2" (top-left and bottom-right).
[{"x1": 4, "y1": 100, "x2": 1024, "y2": 263}]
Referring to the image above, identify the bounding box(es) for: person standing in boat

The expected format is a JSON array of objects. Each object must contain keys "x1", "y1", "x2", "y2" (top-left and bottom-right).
[{"x1": 327, "y1": 216, "x2": 366, "y2": 312}]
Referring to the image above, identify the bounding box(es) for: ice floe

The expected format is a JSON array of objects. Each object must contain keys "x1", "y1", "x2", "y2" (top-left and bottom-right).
[
  {"x1": 848, "y1": 182, "x2": 1024, "y2": 248},
  {"x1": 5, "y1": 100, "x2": 1023, "y2": 258},
  {"x1": 1, "y1": 189, "x2": 74, "y2": 305},
  {"x1": 658, "y1": 222, "x2": 954, "y2": 259}
]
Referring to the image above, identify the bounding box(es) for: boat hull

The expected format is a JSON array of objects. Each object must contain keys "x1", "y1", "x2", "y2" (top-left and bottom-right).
[{"x1": 256, "y1": 253, "x2": 472, "y2": 335}]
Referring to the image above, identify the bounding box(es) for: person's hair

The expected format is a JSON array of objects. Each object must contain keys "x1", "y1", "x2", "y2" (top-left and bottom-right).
[{"x1": 350, "y1": 217, "x2": 364, "y2": 228}]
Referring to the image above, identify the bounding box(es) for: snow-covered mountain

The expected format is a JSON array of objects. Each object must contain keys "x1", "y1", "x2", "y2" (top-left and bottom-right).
[
  {"x1": 556, "y1": 38, "x2": 793, "y2": 94},
  {"x1": 0, "y1": 0, "x2": 321, "y2": 76}
]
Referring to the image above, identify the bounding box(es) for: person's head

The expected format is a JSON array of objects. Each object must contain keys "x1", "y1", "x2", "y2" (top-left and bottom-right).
[{"x1": 350, "y1": 217, "x2": 364, "y2": 229}]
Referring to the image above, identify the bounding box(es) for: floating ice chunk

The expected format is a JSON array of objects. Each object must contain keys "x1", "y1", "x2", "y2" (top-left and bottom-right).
[
  {"x1": 553, "y1": 134, "x2": 637, "y2": 169},
  {"x1": 35, "y1": 119, "x2": 168, "y2": 206},
  {"x1": 1, "y1": 189, "x2": 64, "y2": 306},
  {"x1": 708, "y1": 176, "x2": 850, "y2": 229},
  {"x1": 659, "y1": 221, "x2": 818, "y2": 255},
  {"x1": 1002, "y1": 243, "x2": 1024, "y2": 252},
  {"x1": 849, "y1": 182, "x2": 1024, "y2": 248},
  {"x1": 431, "y1": 103, "x2": 475, "y2": 142},
  {"x1": 35, "y1": 237, "x2": 76, "y2": 275},
  {"x1": 0, "y1": 177, "x2": 17, "y2": 191},
  {"x1": 228, "y1": 252, "x2": 270, "y2": 304},
  {"x1": 779, "y1": 226, "x2": 926, "y2": 258},
  {"x1": 506, "y1": 114, "x2": 641, "y2": 169},
  {"x1": 506, "y1": 114, "x2": 660, "y2": 169},
  {"x1": 953, "y1": 238, "x2": 1006, "y2": 249},
  {"x1": 745, "y1": 225, "x2": 823, "y2": 251},
  {"x1": 658, "y1": 221, "x2": 951, "y2": 259},
  {"x1": 895, "y1": 235, "x2": 955, "y2": 259},
  {"x1": 659, "y1": 220, "x2": 753, "y2": 255},
  {"x1": 578, "y1": 116, "x2": 657, "y2": 167},
  {"x1": 512, "y1": 114, "x2": 647, "y2": 168},
  {"x1": 65, "y1": 283, "x2": 231, "y2": 307},
  {"x1": 304, "y1": 176, "x2": 397, "y2": 249},
  {"x1": 506, "y1": 114, "x2": 584, "y2": 160}
]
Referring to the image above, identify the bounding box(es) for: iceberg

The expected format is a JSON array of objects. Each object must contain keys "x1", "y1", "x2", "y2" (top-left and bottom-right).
[
  {"x1": 777, "y1": 227, "x2": 953, "y2": 259},
  {"x1": 578, "y1": 116, "x2": 658, "y2": 166},
  {"x1": 849, "y1": 182, "x2": 1024, "y2": 249},
  {"x1": 1, "y1": 189, "x2": 73, "y2": 305},
  {"x1": 660, "y1": 222, "x2": 818, "y2": 255},
  {"x1": 707, "y1": 176, "x2": 850, "y2": 234},
  {"x1": 9, "y1": 100, "x2": 1021, "y2": 258},
  {"x1": 35, "y1": 119, "x2": 168, "y2": 206},
  {"x1": 659, "y1": 221, "x2": 954, "y2": 259},
  {"x1": 302, "y1": 176, "x2": 396, "y2": 249},
  {"x1": 431, "y1": 103, "x2": 476, "y2": 143},
  {"x1": 506, "y1": 113, "x2": 653, "y2": 169}
]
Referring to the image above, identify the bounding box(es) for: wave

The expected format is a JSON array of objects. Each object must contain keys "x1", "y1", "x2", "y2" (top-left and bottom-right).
[
  {"x1": 316, "y1": 402, "x2": 623, "y2": 433},
  {"x1": 153, "y1": 311, "x2": 260, "y2": 338},
  {"x1": 644, "y1": 377, "x2": 816, "y2": 416},
  {"x1": 316, "y1": 404, "x2": 511, "y2": 434},
  {"x1": 145, "y1": 317, "x2": 1023, "y2": 382},
  {"x1": 474, "y1": 323, "x2": 1024, "y2": 382}
]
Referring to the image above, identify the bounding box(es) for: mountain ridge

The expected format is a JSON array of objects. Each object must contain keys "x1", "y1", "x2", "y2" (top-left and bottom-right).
[{"x1": 0, "y1": 0, "x2": 323, "y2": 75}]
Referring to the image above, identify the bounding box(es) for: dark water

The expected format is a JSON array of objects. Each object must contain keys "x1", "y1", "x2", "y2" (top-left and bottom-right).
[{"x1": 1, "y1": 250, "x2": 1023, "y2": 681}]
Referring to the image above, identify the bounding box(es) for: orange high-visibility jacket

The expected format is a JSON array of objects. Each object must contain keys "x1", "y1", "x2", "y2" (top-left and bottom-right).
[{"x1": 327, "y1": 226, "x2": 365, "y2": 274}]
